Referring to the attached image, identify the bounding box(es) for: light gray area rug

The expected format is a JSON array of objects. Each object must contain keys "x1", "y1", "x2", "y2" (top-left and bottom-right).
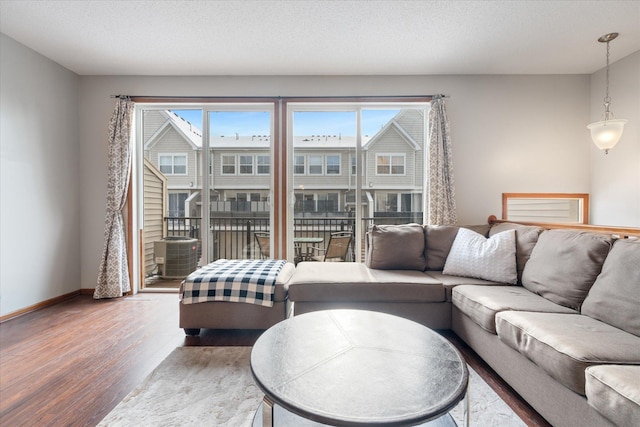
[{"x1": 98, "y1": 346, "x2": 526, "y2": 427}]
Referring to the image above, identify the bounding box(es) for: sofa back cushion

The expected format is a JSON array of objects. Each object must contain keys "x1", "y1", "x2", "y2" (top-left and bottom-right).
[
  {"x1": 489, "y1": 222, "x2": 543, "y2": 284},
  {"x1": 366, "y1": 223, "x2": 426, "y2": 270},
  {"x1": 522, "y1": 230, "x2": 613, "y2": 310},
  {"x1": 443, "y1": 228, "x2": 518, "y2": 284},
  {"x1": 582, "y1": 239, "x2": 640, "y2": 337},
  {"x1": 424, "y1": 225, "x2": 459, "y2": 270}
]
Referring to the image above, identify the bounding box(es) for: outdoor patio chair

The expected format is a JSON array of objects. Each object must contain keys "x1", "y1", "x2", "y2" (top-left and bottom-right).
[
  {"x1": 254, "y1": 232, "x2": 270, "y2": 259},
  {"x1": 306, "y1": 231, "x2": 352, "y2": 262}
]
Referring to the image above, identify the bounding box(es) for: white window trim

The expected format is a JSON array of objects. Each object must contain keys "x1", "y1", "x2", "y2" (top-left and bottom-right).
[
  {"x1": 221, "y1": 154, "x2": 236, "y2": 175},
  {"x1": 375, "y1": 153, "x2": 406, "y2": 176},
  {"x1": 239, "y1": 154, "x2": 254, "y2": 175},
  {"x1": 294, "y1": 155, "x2": 306, "y2": 176},
  {"x1": 325, "y1": 154, "x2": 341, "y2": 175},
  {"x1": 308, "y1": 155, "x2": 323, "y2": 175},
  {"x1": 159, "y1": 153, "x2": 188, "y2": 176},
  {"x1": 256, "y1": 155, "x2": 270, "y2": 175}
]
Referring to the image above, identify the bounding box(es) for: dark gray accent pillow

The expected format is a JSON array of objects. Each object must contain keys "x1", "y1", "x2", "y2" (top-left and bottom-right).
[
  {"x1": 366, "y1": 224, "x2": 426, "y2": 270},
  {"x1": 582, "y1": 239, "x2": 640, "y2": 337},
  {"x1": 521, "y1": 230, "x2": 613, "y2": 310},
  {"x1": 424, "y1": 225, "x2": 459, "y2": 270},
  {"x1": 489, "y1": 222, "x2": 543, "y2": 284}
]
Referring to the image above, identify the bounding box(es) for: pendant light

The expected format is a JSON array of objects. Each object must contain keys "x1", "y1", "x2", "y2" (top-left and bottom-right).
[{"x1": 587, "y1": 33, "x2": 627, "y2": 154}]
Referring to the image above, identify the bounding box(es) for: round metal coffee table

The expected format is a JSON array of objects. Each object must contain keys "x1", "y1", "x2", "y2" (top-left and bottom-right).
[{"x1": 251, "y1": 309, "x2": 468, "y2": 426}]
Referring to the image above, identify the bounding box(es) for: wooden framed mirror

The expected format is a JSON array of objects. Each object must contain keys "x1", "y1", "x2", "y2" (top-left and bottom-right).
[{"x1": 502, "y1": 193, "x2": 589, "y2": 224}]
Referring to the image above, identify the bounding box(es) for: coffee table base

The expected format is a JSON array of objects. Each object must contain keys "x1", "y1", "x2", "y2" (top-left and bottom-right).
[{"x1": 252, "y1": 401, "x2": 459, "y2": 427}]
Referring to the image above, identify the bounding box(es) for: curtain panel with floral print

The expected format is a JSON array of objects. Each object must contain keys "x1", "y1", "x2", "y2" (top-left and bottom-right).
[
  {"x1": 95, "y1": 98, "x2": 134, "y2": 299},
  {"x1": 427, "y1": 98, "x2": 457, "y2": 225}
]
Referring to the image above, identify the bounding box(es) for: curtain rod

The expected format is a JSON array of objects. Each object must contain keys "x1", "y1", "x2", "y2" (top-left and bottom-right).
[{"x1": 110, "y1": 94, "x2": 449, "y2": 100}]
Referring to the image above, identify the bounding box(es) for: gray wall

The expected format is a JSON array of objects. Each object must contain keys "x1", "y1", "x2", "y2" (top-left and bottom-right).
[
  {"x1": 2, "y1": 30, "x2": 638, "y2": 316},
  {"x1": 78, "y1": 74, "x2": 591, "y2": 289},
  {"x1": 590, "y1": 50, "x2": 640, "y2": 226},
  {"x1": 1, "y1": 34, "x2": 80, "y2": 316}
]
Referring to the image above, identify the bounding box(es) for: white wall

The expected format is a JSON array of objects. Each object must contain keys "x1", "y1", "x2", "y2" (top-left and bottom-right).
[
  {"x1": 0, "y1": 34, "x2": 80, "y2": 316},
  {"x1": 590, "y1": 50, "x2": 640, "y2": 226},
  {"x1": 78, "y1": 74, "x2": 590, "y2": 288}
]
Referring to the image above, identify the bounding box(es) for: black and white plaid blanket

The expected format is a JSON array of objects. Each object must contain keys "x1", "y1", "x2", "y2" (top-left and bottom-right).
[{"x1": 181, "y1": 259, "x2": 286, "y2": 307}]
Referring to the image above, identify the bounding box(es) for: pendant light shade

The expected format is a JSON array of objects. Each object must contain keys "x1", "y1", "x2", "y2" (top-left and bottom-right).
[
  {"x1": 587, "y1": 118, "x2": 627, "y2": 153},
  {"x1": 588, "y1": 32, "x2": 627, "y2": 154}
]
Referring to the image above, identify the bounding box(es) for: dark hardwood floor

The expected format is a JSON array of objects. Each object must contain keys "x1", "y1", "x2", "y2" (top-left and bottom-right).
[{"x1": 0, "y1": 293, "x2": 550, "y2": 426}]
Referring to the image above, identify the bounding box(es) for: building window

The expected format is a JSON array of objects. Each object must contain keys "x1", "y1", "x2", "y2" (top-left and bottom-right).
[
  {"x1": 239, "y1": 155, "x2": 253, "y2": 174},
  {"x1": 159, "y1": 154, "x2": 187, "y2": 175},
  {"x1": 351, "y1": 155, "x2": 356, "y2": 175},
  {"x1": 376, "y1": 154, "x2": 405, "y2": 175},
  {"x1": 257, "y1": 155, "x2": 270, "y2": 174},
  {"x1": 168, "y1": 192, "x2": 189, "y2": 217},
  {"x1": 294, "y1": 155, "x2": 305, "y2": 175},
  {"x1": 326, "y1": 155, "x2": 340, "y2": 175},
  {"x1": 376, "y1": 192, "x2": 398, "y2": 212},
  {"x1": 309, "y1": 155, "x2": 323, "y2": 175},
  {"x1": 222, "y1": 155, "x2": 236, "y2": 174}
]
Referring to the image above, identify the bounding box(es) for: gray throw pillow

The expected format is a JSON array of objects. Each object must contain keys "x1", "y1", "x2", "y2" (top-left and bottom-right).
[
  {"x1": 521, "y1": 229, "x2": 613, "y2": 310},
  {"x1": 489, "y1": 222, "x2": 543, "y2": 284},
  {"x1": 424, "y1": 225, "x2": 459, "y2": 270},
  {"x1": 582, "y1": 239, "x2": 640, "y2": 337},
  {"x1": 366, "y1": 224, "x2": 426, "y2": 270}
]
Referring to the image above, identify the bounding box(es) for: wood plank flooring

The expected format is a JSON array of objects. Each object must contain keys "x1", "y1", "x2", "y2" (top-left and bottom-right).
[{"x1": 0, "y1": 293, "x2": 550, "y2": 426}]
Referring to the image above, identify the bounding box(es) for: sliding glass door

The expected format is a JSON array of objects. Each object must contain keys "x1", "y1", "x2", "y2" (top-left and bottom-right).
[
  {"x1": 286, "y1": 103, "x2": 428, "y2": 263},
  {"x1": 134, "y1": 99, "x2": 428, "y2": 289},
  {"x1": 138, "y1": 104, "x2": 275, "y2": 288}
]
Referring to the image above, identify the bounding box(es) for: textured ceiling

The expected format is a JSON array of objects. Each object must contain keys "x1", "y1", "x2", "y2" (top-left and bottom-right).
[{"x1": 1, "y1": 0, "x2": 639, "y2": 76}]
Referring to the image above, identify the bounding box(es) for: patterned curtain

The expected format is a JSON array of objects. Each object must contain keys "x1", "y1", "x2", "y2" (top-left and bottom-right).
[
  {"x1": 94, "y1": 98, "x2": 134, "y2": 299},
  {"x1": 427, "y1": 98, "x2": 457, "y2": 225}
]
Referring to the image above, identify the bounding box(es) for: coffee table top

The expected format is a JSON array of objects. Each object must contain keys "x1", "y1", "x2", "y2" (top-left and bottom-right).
[{"x1": 251, "y1": 309, "x2": 468, "y2": 426}]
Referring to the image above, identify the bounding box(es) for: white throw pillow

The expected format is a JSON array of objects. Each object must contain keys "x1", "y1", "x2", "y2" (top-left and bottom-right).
[{"x1": 443, "y1": 228, "x2": 518, "y2": 284}]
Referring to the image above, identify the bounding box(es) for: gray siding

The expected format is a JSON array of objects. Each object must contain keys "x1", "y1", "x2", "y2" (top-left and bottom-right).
[
  {"x1": 143, "y1": 110, "x2": 168, "y2": 144},
  {"x1": 147, "y1": 127, "x2": 197, "y2": 188},
  {"x1": 366, "y1": 127, "x2": 416, "y2": 188},
  {"x1": 143, "y1": 159, "x2": 167, "y2": 278}
]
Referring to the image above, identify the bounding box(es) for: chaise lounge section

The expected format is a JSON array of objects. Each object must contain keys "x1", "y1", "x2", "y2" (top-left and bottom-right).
[{"x1": 287, "y1": 219, "x2": 640, "y2": 427}]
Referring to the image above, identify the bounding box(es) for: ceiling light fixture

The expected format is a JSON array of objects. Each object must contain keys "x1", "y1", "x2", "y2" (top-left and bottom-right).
[{"x1": 587, "y1": 32, "x2": 627, "y2": 154}]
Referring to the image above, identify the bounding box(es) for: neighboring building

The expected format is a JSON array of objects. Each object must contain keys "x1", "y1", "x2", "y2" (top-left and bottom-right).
[{"x1": 143, "y1": 109, "x2": 425, "y2": 219}]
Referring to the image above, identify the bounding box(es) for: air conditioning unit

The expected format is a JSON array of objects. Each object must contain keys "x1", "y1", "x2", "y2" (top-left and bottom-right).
[{"x1": 154, "y1": 237, "x2": 198, "y2": 279}]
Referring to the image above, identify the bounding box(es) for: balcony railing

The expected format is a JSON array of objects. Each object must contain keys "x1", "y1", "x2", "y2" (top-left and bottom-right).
[{"x1": 164, "y1": 214, "x2": 422, "y2": 262}]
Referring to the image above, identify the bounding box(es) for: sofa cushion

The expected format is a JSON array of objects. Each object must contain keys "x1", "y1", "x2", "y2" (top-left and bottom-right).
[
  {"x1": 452, "y1": 285, "x2": 576, "y2": 333},
  {"x1": 495, "y1": 311, "x2": 640, "y2": 395},
  {"x1": 424, "y1": 225, "x2": 459, "y2": 270},
  {"x1": 521, "y1": 230, "x2": 613, "y2": 310},
  {"x1": 443, "y1": 228, "x2": 518, "y2": 284},
  {"x1": 288, "y1": 262, "x2": 444, "y2": 303},
  {"x1": 585, "y1": 365, "x2": 640, "y2": 427},
  {"x1": 582, "y1": 239, "x2": 640, "y2": 337},
  {"x1": 425, "y1": 271, "x2": 506, "y2": 302},
  {"x1": 489, "y1": 222, "x2": 543, "y2": 284},
  {"x1": 366, "y1": 223, "x2": 426, "y2": 270}
]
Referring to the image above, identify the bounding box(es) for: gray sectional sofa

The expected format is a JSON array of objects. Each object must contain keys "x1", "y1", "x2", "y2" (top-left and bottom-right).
[{"x1": 287, "y1": 220, "x2": 640, "y2": 427}]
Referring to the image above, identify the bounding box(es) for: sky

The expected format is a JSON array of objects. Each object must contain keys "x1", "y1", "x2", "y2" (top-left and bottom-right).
[{"x1": 171, "y1": 109, "x2": 401, "y2": 137}]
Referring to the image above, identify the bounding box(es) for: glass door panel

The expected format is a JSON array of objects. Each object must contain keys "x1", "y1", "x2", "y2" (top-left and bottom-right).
[
  {"x1": 208, "y1": 109, "x2": 273, "y2": 261},
  {"x1": 141, "y1": 108, "x2": 203, "y2": 288},
  {"x1": 139, "y1": 106, "x2": 275, "y2": 288},
  {"x1": 291, "y1": 110, "x2": 357, "y2": 263},
  {"x1": 361, "y1": 108, "x2": 426, "y2": 248}
]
